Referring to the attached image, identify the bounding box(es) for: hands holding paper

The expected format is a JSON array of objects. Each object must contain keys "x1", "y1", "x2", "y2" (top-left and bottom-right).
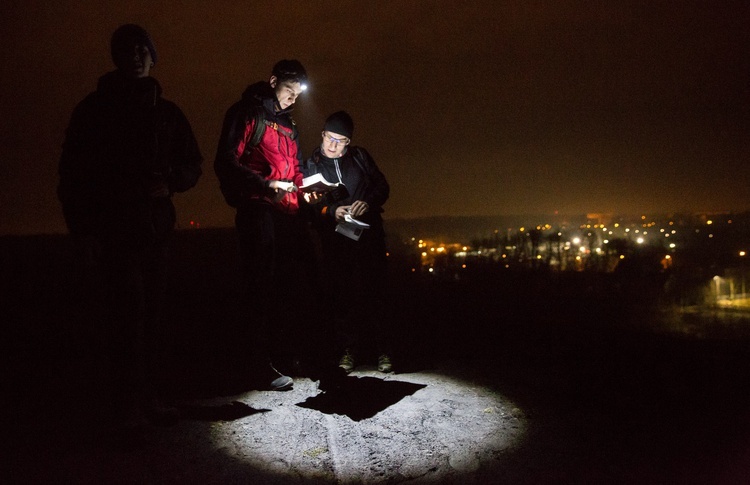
[{"x1": 335, "y1": 200, "x2": 369, "y2": 222}]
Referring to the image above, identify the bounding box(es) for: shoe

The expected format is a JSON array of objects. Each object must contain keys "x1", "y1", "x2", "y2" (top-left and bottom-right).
[
  {"x1": 270, "y1": 375, "x2": 293, "y2": 391},
  {"x1": 377, "y1": 354, "x2": 393, "y2": 373},
  {"x1": 268, "y1": 363, "x2": 293, "y2": 391},
  {"x1": 250, "y1": 362, "x2": 293, "y2": 391},
  {"x1": 339, "y1": 351, "x2": 355, "y2": 373}
]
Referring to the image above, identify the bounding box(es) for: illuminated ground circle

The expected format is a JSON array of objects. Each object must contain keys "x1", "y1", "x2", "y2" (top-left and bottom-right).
[{"x1": 205, "y1": 370, "x2": 526, "y2": 483}]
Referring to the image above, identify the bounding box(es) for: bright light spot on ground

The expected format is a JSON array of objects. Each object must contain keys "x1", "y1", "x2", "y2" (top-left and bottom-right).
[{"x1": 205, "y1": 373, "x2": 526, "y2": 482}]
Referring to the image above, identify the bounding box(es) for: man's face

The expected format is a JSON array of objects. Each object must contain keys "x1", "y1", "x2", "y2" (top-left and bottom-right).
[
  {"x1": 321, "y1": 131, "x2": 350, "y2": 159},
  {"x1": 114, "y1": 42, "x2": 153, "y2": 79},
  {"x1": 271, "y1": 77, "x2": 304, "y2": 111}
]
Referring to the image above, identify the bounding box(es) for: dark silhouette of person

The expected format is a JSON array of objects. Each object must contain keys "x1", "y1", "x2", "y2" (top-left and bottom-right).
[{"x1": 58, "y1": 24, "x2": 202, "y2": 425}]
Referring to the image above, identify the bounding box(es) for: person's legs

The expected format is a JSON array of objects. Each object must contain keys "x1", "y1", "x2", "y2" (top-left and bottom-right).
[
  {"x1": 235, "y1": 204, "x2": 292, "y2": 390},
  {"x1": 272, "y1": 212, "x2": 331, "y2": 374},
  {"x1": 141, "y1": 236, "x2": 173, "y2": 404},
  {"x1": 99, "y1": 237, "x2": 149, "y2": 422},
  {"x1": 319, "y1": 232, "x2": 361, "y2": 370},
  {"x1": 351, "y1": 233, "x2": 393, "y2": 370}
]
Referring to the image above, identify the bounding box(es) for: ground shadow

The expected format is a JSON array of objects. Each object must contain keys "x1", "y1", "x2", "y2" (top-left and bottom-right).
[
  {"x1": 297, "y1": 376, "x2": 426, "y2": 421},
  {"x1": 177, "y1": 401, "x2": 270, "y2": 422},
  {"x1": 8, "y1": 231, "x2": 750, "y2": 483}
]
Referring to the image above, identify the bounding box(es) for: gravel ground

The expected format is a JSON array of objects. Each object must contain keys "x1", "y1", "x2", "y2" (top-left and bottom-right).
[
  {"x1": 6, "y1": 233, "x2": 750, "y2": 484},
  {"x1": 10, "y1": 363, "x2": 529, "y2": 484},
  {"x1": 10, "y1": 345, "x2": 750, "y2": 485}
]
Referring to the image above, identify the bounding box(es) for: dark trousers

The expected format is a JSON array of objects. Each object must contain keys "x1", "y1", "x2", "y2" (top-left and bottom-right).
[
  {"x1": 235, "y1": 203, "x2": 320, "y2": 367},
  {"x1": 319, "y1": 226, "x2": 390, "y2": 360},
  {"x1": 98, "y1": 232, "x2": 171, "y2": 412}
]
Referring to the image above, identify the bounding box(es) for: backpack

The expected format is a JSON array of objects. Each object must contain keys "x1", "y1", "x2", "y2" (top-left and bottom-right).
[
  {"x1": 247, "y1": 104, "x2": 298, "y2": 147},
  {"x1": 218, "y1": 104, "x2": 299, "y2": 208}
]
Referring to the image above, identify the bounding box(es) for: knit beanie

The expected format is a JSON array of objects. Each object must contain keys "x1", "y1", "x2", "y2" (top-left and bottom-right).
[
  {"x1": 323, "y1": 111, "x2": 354, "y2": 139},
  {"x1": 111, "y1": 24, "x2": 157, "y2": 66}
]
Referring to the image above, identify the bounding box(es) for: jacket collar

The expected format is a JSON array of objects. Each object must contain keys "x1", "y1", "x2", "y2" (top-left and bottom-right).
[
  {"x1": 242, "y1": 81, "x2": 294, "y2": 116},
  {"x1": 96, "y1": 70, "x2": 161, "y2": 105}
]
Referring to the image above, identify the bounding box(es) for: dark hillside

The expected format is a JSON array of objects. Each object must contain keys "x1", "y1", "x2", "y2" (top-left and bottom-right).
[{"x1": 5, "y1": 230, "x2": 750, "y2": 483}]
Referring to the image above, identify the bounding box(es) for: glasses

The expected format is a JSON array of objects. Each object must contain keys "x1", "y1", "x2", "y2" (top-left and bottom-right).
[{"x1": 323, "y1": 133, "x2": 349, "y2": 145}]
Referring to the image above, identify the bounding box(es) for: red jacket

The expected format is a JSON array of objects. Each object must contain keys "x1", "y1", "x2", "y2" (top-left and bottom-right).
[{"x1": 215, "y1": 82, "x2": 303, "y2": 213}]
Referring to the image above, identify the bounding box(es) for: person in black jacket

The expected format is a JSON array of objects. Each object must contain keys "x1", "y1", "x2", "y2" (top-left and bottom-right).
[
  {"x1": 302, "y1": 111, "x2": 392, "y2": 373},
  {"x1": 58, "y1": 24, "x2": 202, "y2": 425}
]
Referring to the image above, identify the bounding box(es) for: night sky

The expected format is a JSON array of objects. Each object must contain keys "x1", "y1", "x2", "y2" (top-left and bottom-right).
[{"x1": 2, "y1": 1, "x2": 748, "y2": 235}]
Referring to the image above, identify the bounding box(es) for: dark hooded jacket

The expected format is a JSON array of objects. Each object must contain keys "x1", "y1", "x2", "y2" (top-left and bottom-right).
[
  {"x1": 58, "y1": 70, "x2": 202, "y2": 244},
  {"x1": 302, "y1": 145, "x2": 389, "y2": 239},
  {"x1": 214, "y1": 82, "x2": 304, "y2": 214}
]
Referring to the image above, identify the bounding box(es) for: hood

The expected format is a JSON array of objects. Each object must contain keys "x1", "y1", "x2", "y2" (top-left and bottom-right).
[
  {"x1": 241, "y1": 81, "x2": 294, "y2": 116},
  {"x1": 96, "y1": 70, "x2": 162, "y2": 105}
]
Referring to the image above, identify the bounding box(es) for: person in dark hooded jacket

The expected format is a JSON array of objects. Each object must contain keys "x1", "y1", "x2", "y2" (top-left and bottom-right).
[
  {"x1": 215, "y1": 60, "x2": 315, "y2": 391},
  {"x1": 301, "y1": 111, "x2": 392, "y2": 374},
  {"x1": 58, "y1": 24, "x2": 202, "y2": 425}
]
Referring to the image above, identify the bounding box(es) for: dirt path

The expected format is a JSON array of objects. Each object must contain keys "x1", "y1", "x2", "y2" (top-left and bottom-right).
[
  {"x1": 11, "y1": 366, "x2": 527, "y2": 484},
  {"x1": 161, "y1": 369, "x2": 525, "y2": 483}
]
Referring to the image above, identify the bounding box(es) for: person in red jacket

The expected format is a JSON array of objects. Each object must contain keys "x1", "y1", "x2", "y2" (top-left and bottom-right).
[{"x1": 215, "y1": 60, "x2": 313, "y2": 391}]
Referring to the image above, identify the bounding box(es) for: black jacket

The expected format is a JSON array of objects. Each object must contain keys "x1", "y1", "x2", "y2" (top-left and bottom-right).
[
  {"x1": 302, "y1": 146, "x2": 389, "y2": 233},
  {"x1": 58, "y1": 70, "x2": 202, "y2": 242}
]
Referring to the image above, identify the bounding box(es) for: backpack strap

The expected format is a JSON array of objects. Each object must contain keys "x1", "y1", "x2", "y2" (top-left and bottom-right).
[
  {"x1": 248, "y1": 105, "x2": 298, "y2": 147},
  {"x1": 351, "y1": 146, "x2": 368, "y2": 175},
  {"x1": 248, "y1": 105, "x2": 266, "y2": 147}
]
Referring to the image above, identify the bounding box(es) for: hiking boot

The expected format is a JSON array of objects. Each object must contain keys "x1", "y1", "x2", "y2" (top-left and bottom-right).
[
  {"x1": 268, "y1": 363, "x2": 293, "y2": 391},
  {"x1": 270, "y1": 375, "x2": 293, "y2": 391},
  {"x1": 339, "y1": 351, "x2": 355, "y2": 373},
  {"x1": 251, "y1": 362, "x2": 293, "y2": 391},
  {"x1": 377, "y1": 354, "x2": 393, "y2": 373}
]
